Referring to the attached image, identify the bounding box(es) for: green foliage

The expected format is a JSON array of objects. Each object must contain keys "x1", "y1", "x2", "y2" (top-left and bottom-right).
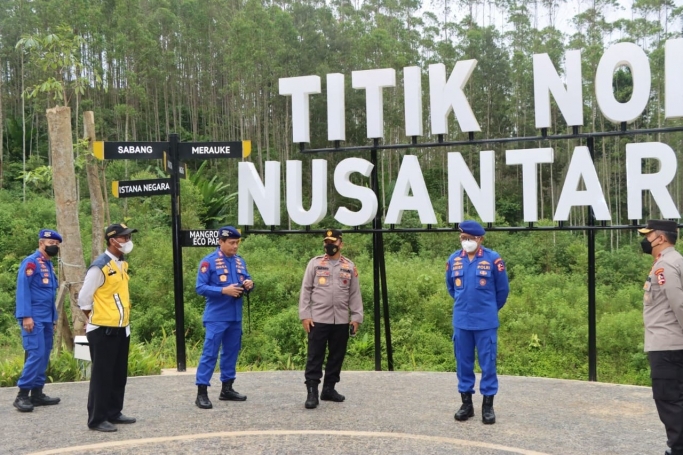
[
  {"x1": 188, "y1": 162, "x2": 237, "y2": 228},
  {"x1": 16, "y1": 25, "x2": 104, "y2": 104}
]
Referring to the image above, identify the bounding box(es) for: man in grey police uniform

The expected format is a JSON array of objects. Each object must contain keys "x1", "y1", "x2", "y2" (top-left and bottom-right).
[
  {"x1": 299, "y1": 229, "x2": 363, "y2": 409},
  {"x1": 639, "y1": 219, "x2": 683, "y2": 455}
]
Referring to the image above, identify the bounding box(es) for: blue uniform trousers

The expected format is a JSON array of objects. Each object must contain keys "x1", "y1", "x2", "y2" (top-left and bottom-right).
[
  {"x1": 453, "y1": 328, "x2": 498, "y2": 396},
  {"x1": 196, "y1": 321, "x2": 242, "y2": 386},
  {"x1": 17, "y1": 321, "x2": 53, "y2": 390}
]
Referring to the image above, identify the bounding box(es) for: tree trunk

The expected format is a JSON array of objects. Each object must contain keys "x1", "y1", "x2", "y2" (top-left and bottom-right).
[
  {"x1": 46, "y1": 105, "x2": 88, "y2": 337},
  {"x1": 83, "y1": 111, "x2": 105, "y2": 262}
]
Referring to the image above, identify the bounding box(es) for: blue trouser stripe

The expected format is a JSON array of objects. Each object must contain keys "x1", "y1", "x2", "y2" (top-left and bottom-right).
[
  {"x1": 453, "y1": 327, "x2": 498, "y2": 396},
  {"x1": 195, "y1": 321, "x2": 242, "y2": 386}
]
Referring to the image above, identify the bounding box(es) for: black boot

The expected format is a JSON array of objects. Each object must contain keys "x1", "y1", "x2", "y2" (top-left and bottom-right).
[
  {"x1": 320, "y1": 384, "x2": 345, "y2": 402},
  {"x1": 30, "y1": 387, "x2": 60, "y2": 406},
  {"x1": 305, "y1": 382, "x2": 319, "y2": 409},
  {"x1": 454, "y1": 393, "x2": 474, "y2": 421},
  {"x1": 219, "y1": 379, "x2": 247, "y2": 401},
  {"x1": 13, "y1": 389, "x2": 34, "y2": 412},
  {"x1": 482, "y1": 395, "x2": 496, "y2": 424},
  {"x1": 195, "y1": 385, "x2": 213, "y2": 409}
]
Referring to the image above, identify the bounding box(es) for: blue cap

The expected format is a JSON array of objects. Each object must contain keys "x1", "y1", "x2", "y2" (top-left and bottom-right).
[
  {"x1": 39, "y1": 229, "x2": 62, "y2": 242},
  {"x1": 459, "y1": 220, "x2": 485, "y2": 237},
  {"x1": 218, "y1": 226, "x2": 241, "y2": 239}
]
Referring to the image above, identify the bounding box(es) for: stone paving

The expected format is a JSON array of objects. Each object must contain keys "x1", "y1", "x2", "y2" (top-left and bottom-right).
[{"x1": 0, "y1": 371, "x2": 666, "y2": 454}]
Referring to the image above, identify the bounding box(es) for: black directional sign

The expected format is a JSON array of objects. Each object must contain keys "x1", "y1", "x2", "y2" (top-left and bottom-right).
[
  {"x1": 112, "y1": 178, "x2": 172, "y2": 198},
  {"x1": 163, "y1": 151, "x2": 188, "y2": 179},
  {"x1": 180, "y1": 230, "x2": 220, "y2": 247},
  {"x1": 178, "y1": 141, "x2": 251, "y2": 160},
  {"x1": 93, "y1": 141, "x2": 167, "y2": 160}
]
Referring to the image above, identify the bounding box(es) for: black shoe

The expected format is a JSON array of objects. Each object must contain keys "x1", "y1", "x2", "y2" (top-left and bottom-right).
[
  {"x1": 109, "y1": 414, "x2": 136, "y2": 424},
  {"x1": 305, "y1": 383, "x2": 319, "y2": 409},
  {"x1": 13, "y1": 389, "x2": 33, "y2": 412},
  {"x1": 320, "y1": 385, "x2": 345, "y2": 402},
  {"x1": 482, "y1": 395, "x2": 496, "y2": 424},
  {"x1": 454, "y1": 393, "x2": 474, "y2": 421},
  {"x1": 196, "y1": 385, "x2": 213, "y2": 409},
  {"x1": 30, "y1": 388, "x2": 60, "y2": 406},
  {"x1": 219, "y1": 379, "x2": 247, "y2": 401},
  {"x1": 90, "y1": 421, "x2": 117, "y2": 432}
]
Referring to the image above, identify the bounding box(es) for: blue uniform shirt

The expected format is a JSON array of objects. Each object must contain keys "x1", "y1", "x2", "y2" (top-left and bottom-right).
[
  {"x1": 196, "y1": 248, "x2": 252, "y2": 322},
  {"x1": 15, "y1": 250, "x2": 58, "y2": 323},
  {"x1": 446, "y1": 246, "x2": 510, "y2": 330}
]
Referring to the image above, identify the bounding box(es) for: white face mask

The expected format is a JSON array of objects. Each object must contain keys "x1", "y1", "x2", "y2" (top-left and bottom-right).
[
  {"x1": 461, "y1": 239, "x2": 478, "y2": 253},
  {"x1": 118, "y1": 240, "x2": 134, "y2": 254}
]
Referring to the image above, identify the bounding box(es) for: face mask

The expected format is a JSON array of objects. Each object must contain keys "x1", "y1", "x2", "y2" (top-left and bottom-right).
[
  {"x1": 118, "y1": 240, "x2": 134, "y2": 255},
  {"x1": 45, "y1": 245, "x2": 59, "y2": 257},
  {"x1": 461, "y1": 240, "x2": 478, "y2": 253},
  {"x1": 324, "y1": 244, "x2": 339, "y2": 256},
  {"x1": 641, "y1": 237, "x2": 654, "y2": 255}
]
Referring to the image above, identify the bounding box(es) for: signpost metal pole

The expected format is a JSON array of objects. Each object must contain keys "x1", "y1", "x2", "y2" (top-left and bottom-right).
[
  {"x1": 587, "y1": 136, "x2": 597, "y2": 382},
  {"x1": 169, "y1": 133, "x2": 187, "y2": 371},
  {"x1": 370, "y1": 139, "x2": 382, "y2": 371}
]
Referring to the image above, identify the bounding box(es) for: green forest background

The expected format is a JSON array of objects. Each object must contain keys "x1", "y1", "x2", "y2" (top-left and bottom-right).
[{"x1": 1, "y1": 0, "x2": 682, "y2": 386}]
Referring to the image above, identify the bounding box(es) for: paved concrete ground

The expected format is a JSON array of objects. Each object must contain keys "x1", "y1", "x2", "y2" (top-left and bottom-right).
[{"x1": 0, "y1": 371, "x2": 667, "y2": 455}]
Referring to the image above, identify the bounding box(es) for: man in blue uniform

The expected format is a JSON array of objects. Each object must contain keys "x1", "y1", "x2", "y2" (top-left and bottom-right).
[
  {"x1": 446, "y1": 220, "x2": 509, "y2": 424},
  {"x1": 195, "y1": 226, "x2": 254, "y2": 409},
  {"x1": 13, "y1": 229, "x2": 63, "y2": 412}
]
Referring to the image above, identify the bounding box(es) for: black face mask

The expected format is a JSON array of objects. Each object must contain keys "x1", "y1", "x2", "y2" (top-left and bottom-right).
[
  {"x1": 324, "y1": 244, "x2": 339, "y2": 256},
  {"x1": 641, "y1": 237, "x2": 655, "y2": 255},
  {"x1": 45, "y1": 245, "x2": 59, "y2": 257}
]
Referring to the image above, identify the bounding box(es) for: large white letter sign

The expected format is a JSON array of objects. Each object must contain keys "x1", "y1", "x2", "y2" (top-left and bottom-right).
[
  {"x1": 238, "y1": 161, "x2": 281, "y2": 225},
  {"x1": 666, "y1": 39, "x2": 683, "y2": 119},
  {"x1": 447, "y1": 151, "x2": 495, "y2": 223},
  {"x1": 279, "y1": 76, "x2": 321, "y2": 143},
  {"x1": 505, "y1": 148, "x2": 554, "y2": 222},
  {"x1": 286, "y1": 160, "x2": 328, "y2": 226},
  {"x1": 554, "y1": 147, "x2": 610, "y2": 221},
  {"x1": 595, "y1": 42, "x2": 651, "y2": 124},
  {"x1": 385, "y1": 155, "x2": 437, "y2": 224},
  {"x1": 626, "y1": 142, "x2": 680, "y2": 220},
  {"x1": 334, "y1": 158, "x2": 378, "y2": 226},
  {"x1": 404, "y1": 66, "x2": 423, "y2": 137},
  {"x1": 352, "y1": 68, "x2": 396, "y2": 138},
  {"x1": 327, "y1": 73, "x2": 346, "y2": 141},
  {"x1": 429, "y1": 61, "x2": 481, "y2": 135},
  {"x1": 533, "y1": 50, "x2": 583, "y2": 128}
]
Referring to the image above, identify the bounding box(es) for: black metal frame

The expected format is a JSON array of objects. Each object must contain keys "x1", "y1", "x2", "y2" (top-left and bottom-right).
[{"x1": 241, "y1": 123, "x2": 683, "y2": 381}]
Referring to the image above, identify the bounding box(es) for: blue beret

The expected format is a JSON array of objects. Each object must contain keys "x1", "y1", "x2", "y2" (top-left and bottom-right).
[
  {"x1": 39, "y1": 229, "x2": 62, "y2": 242},
  {"x1": 218, "y1": 226, "x2": 241, "y2": 239},
  {"x1": 459, "y1": 220, "x2": 485, "y2": 237}
]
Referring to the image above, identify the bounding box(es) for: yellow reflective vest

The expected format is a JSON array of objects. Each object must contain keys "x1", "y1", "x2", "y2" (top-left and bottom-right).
[{"x1": 88, "y1": 253, "x2": 131, "y2": 327}]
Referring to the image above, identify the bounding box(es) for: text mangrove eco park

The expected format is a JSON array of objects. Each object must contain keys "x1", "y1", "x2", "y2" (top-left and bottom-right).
[{"x1": 236, "y1": 40, "x2": 683, "y2": 227}]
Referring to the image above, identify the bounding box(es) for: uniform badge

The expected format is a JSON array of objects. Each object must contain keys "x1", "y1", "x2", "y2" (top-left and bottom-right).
[
  {"x1": 455, "y1": 278, "x2": 461, "y2": 287},
  {"x1": 319, "y1": 277, "x2": 327, "y2": 285},
  {"x1": 25, "y1": 263, "x2": 35, "y2": 276},
  {"x1": 479, "y1": 278, "x2": 487, "y2": 286},
  {"x1": 495, "y1": 258, "x2": 505, "y2": 272},
  {"x1": 200, "y1": 261, "x2": 209, "y2": 273},
  {"x1": 42, "y1": 278, "x2": 49, "y2": 284},
  {"x1": 327, "y1": 230, "x2": 333, "y2": 237},
  {"x1": 343, "y1": 279, "x2": 348, "y2": 285},
  {"x1": 219, "y1": 275, "x2": 227, "y2": 282},
  {"x1": 655, "y1": 268, "x2": 666, "y2": 285},
  {"x1": 44, "y1": 231, "x2": 51, "y2": 237}
]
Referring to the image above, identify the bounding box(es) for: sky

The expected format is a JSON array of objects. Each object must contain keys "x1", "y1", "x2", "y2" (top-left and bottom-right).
[{"x1": 429, "y1": 0, "x2": 682, "y2": 39}]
